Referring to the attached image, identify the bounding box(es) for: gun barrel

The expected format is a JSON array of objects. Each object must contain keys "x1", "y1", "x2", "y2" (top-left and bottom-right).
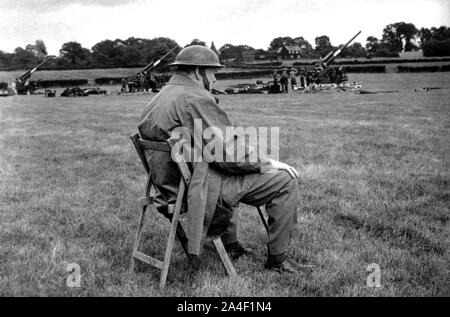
[
  {"x1": 16, "y1": 56, "x2": 54, "y2": 81},
  {"x1": 323, "y1": 31, "x2": 362, "y2": 63},
  {"x1": 343, "y1": 30, "x2": 362, "y2": 49},
  {"x1": 141, "y1": 46, "x2": 178, "y2": 73}
]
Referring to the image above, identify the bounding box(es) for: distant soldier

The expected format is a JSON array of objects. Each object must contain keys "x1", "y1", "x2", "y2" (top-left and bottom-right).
[
  {"x1": 335, "y1": 66, "x2": 347, "y2": 84},
  {"x1": 313, "y1": 63, "x2": 324, "y2": 84},
  {"x1": 121, "y1": 78, "x2": 128, "y2": 92},
  {"x1": 299, "y1": 67, "x2": 307, "y2": 88},
  {"x1": 271, "y1": 70, "x2": 281, "y2": 93},
  {"x1": 139, "y1": 73, "x2": 145, "y2": 92},
  {"x1": 280, "y1": 69, "x2": 289, "y2": 93},
  {"x1": 290, "y1": 68, "x2": 298, "y2": 90},
  {"x1": 128, "y1": 75, "x2": 135, "y2": 92},
  {"x1": 306, "y1": 68, "x2": 314, "y2": 87}
]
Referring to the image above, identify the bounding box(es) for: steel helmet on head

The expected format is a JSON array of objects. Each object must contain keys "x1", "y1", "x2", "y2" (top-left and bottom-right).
[{"x1": 170, "y1": 45, "x2": 223, "y2": 68}]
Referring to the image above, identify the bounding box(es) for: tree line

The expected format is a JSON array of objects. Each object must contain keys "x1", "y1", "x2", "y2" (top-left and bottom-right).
[
  {"x1": 1, "y1": 22, "x2": 449, "y2": 70},
  {"x1": 266, "y1": 23, "x2": 450, "y2": 59}
]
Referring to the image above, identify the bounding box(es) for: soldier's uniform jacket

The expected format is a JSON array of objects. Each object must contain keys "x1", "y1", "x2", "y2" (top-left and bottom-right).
[{"x1": 138, "y1": 72, "x2": 269, "y2": 255}]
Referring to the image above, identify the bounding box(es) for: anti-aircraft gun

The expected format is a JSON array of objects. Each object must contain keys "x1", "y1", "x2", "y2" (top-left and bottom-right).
[
  {"x1": 13, "y1": 56, "x2": 55, "y2": 95},
  {"x1": 123, "y1": 46, "x2": 178, "y2": 93},
  {"x1": 311, "y1": 31, "x2": 362, "y2": 84}
]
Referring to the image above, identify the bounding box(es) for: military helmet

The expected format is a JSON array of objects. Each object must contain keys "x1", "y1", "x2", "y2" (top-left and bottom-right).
[{"x1": 170, "y1": 45, "x2": 223, "y2": 68}]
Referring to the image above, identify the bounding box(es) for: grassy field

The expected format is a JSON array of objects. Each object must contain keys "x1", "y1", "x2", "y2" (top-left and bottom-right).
[{"x1": 0, "y1": 73, "x2": 449, "y2": 296}]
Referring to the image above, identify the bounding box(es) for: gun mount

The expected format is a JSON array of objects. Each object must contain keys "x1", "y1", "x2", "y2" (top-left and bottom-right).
[
  {"x1": 14, "y1": 56, "x2": 55, "y2": 95},
  {"x1": 312, "y1": 31, "x2": 362, "y2": 84},
  {"x1": 122, "y1": 46, "x2": 178, "y2": 93}
]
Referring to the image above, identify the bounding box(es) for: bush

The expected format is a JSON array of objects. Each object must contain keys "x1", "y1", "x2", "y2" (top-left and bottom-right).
[
  {"x1": 441, "y1": 65, "x2": 450, "y2": 72},
  {"x1": 30, "y1": 79, "x2": 88, "y2": 88},
  {"x1": 423, "y1": 40, "x2": 450, "y2": 57},
  {"x1": 0, "y1": 82, "x2": 8, "y2": 89},
  {"x1": 396, "y1": 66, "x2": 441, "y2": 73}
]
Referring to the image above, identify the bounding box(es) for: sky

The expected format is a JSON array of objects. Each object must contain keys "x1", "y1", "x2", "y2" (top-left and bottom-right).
[{"x1": 1, "y1": 0, "x2": 449, "y2": 55}]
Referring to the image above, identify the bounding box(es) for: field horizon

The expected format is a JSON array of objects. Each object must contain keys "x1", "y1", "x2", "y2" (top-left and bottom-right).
[{"x1": 0, "y1": 73, "x2": 449, "y2": 296}]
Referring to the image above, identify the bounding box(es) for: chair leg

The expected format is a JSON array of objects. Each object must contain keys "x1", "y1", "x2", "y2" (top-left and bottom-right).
[
  {"x1": 257, "y1": 206, "x2": 269, "y2": 236},
  {"x1": 176, "y1": 223, "x2": 189, "y2": 256},
  {"x1": 130, "y1": 205, "x2": 148, "y2": 273},
  {"x1": 159, "y1": 180, "x2": 185, "y2": 289},
  {"x1": 213, "y1": 238, "x2": 237, "y2": 278}
]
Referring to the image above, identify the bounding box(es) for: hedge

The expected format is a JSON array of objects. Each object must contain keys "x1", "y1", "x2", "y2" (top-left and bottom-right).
[
  {"x1": 423, "y1": 40, "x2": 450, "y2": 57},
  {"x1": 95, "y1": 74, "x2": 171, "y2": 85},
  {"x1": 440, "y1": 65, "x2": 450, "y2": 72},
  {"x1": 30, "y1": 79, "x2": 88, "y2": 88},
  {"x1": 293, "y1": 57, "x2": 450, "y2": 67},
  {"x1": 95, "y1": 77, "x2": 124, "y2": 85},
  {"x1": 216, "y1": 70, "x2": 274, "y2": 80},
  {"x1": 396, "y1": 66, "x2": 441, "y2": 73},
  {"x1": 344, "y1": 66, "x2": 386, "y2": 73},
  {"x1": 236, "y1": 62, "x2": 282, "y2": 67}
]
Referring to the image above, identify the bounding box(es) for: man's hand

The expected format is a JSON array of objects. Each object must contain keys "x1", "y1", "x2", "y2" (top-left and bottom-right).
[{"x1": 266, "y1": 159, "x2": 299, "y2": 179}]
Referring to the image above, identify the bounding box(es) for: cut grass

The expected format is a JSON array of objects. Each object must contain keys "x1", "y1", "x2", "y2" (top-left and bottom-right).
[{"x1": 0, "y1": 73, "x2": 449, "y2": 296}]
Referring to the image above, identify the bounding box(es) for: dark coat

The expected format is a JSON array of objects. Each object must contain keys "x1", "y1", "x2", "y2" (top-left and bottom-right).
[{"x1": 138, "y1": 72, "x2": 268, "y2": 255}]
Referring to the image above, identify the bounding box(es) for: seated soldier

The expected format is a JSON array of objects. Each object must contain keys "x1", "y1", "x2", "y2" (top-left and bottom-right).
[{"x1": 138, "y1": 45, "x2": 312, "y2": 273}]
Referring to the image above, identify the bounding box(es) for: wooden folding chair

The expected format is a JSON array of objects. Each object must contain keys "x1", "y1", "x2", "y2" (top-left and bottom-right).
[{"x1": 129, "y1": 133, "x2": 241, "y2": 289}]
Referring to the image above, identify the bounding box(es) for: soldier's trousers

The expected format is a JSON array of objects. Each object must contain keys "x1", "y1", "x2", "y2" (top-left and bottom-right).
[{"x1": 220, "y1": 170, "x2": 299, "y2": 256}]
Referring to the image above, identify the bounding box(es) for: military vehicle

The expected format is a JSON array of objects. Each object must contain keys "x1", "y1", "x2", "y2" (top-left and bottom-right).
[
  {"x1": 61, "y1": 87, "x2": 89, "y2": 97},
  {"x1": 224, "y1": 83, "x2": 266, "y2": 94},
  {"x1": 83, "y1": 87, "x2": 107, "y2": 95}
]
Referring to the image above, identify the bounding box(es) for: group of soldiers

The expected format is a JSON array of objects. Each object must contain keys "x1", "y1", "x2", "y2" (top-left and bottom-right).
[
  {"x1": 270, "y1": 64, "x2": 348, "y2": 93},
  {"x1": 121, "y1": 71, "x2": 159, "y2": 93}
]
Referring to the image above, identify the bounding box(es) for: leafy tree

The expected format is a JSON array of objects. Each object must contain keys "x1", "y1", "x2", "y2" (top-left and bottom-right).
[
  {"x1": 0, "y1": 51, "x2": 13, "y2": 68},
  {"x1": 185, "y1": 39, "x2": 206, "y2": 47},
  {"x1": 314, "y1": 35, "x2": 335, "y2": 58},
  {"x1": 293, "y1": 37, "x2": 314, "y2": 57},
  {"x1": 34, "y1": 40, "x2": 48, "y2": 57},
  {"x1": 92, "y1": 40, "x2": 120, "y2": 67},
  {"x1": 10, "y1": 47, "x2": 38, "y2": 68},
  {"x1": 219, "y1": 44, "x2": 255, "y2": 60},
  {"x1": 269, "y1": 37, "x2": 294, "y2": 51},
  {"x1": 382, "y1": 22, "x2": 419, "y2": 52},
  {"x1": 341, "y1": 42, "x2": 367, "y2": 58},
  {"x1": 123, "y1": 37, "x2": 152, "y2": 52},
  {"x1": 139, "y1": 37, "x2": 179, "y2": 66},
  {"x1": 366, "y1": 36, "x2": 381, "y2": 53},
  {"x1": 91, "y1": 37, "x2": 179, "y2": 68},
  {"x1": 315, "y1": 35, "x2": 332, "y2": 51},
  {"x1": 22, "y1": 40, "x2": 48, "y2": 61},
  {"x1": 419, "y1": 28, "x2": 433, "y2": 45},
  {"x1": 422, "y1": 39, "x2": 450, "y2": 57},
  {"x1": 117, "y1": 46, "x2": 141, "y2": 66},
  {"x1": 429, "y1": 26, "x2": 450, "y2": 41},
  {"x1": 60, "y1": 42, "x2": 92, "y2": 67},
  {"x1": 418, "y1": 26, "x2": 450, "y2": 57}
]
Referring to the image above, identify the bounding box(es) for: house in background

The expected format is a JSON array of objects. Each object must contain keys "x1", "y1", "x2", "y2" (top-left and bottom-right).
[
  {"x1": 277, "y1": 45, "x2": 303, "y2": 59},
  {"x1": 219, "y1": 45, "x2": 256, "y2": 63},
  {"x1": 254, "y1": 49, "x2": 271, "y2": 61}
]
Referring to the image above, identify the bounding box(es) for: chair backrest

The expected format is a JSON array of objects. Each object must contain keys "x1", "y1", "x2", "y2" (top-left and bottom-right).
[{"x1": 130, "y1": 133, "x2": 191, "y2": 185}]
